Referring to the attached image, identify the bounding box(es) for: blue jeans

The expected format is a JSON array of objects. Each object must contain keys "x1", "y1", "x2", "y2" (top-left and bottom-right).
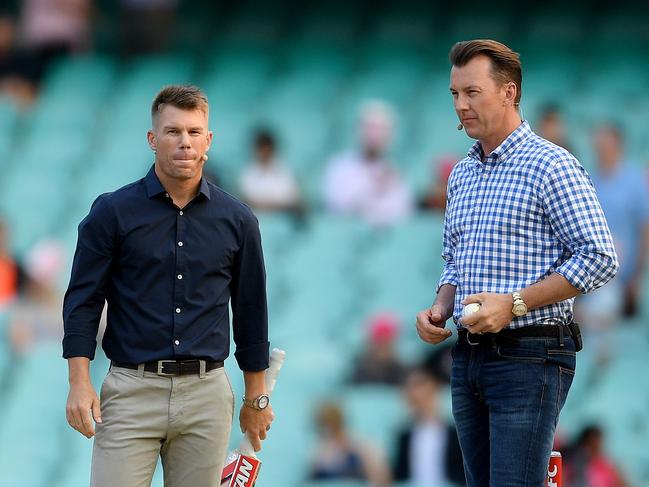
[{"x1": 451, "y1": 334, "x2": 576, "y2": 486}]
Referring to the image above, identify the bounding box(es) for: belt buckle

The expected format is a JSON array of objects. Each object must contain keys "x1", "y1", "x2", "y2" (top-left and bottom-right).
[
  {"x1": 465, "y1": 331, "x2": 481, "y2": 346},
  {"x1": 157, "y1": 360, "x2": 178, "y2": 376}
]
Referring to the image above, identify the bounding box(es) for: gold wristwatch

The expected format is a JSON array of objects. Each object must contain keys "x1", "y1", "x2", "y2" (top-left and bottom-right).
[{"x1": 512, "y1": 292, "x2": 528, "y2": 317}]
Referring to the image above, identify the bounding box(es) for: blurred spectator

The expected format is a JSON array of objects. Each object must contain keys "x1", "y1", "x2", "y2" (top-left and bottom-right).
[
  {"x1": 16, "y1": 0, "x2": 91, "y2": 82},
  {"x1": 0, "y1": 218, "x2": 22, "y2": 308},
  {"x1": 324, "y1": 100, "x2": 414, "y2": 226},
  {"x1": 8, "y1": 239, "x2": 65, "y2": 355},
  {"x1": 393, "y1": 366, "x2": 465, "y2": 485},
  {"x1": 239, "y1": 129, "x2": 302, "y2": 214},
  {"x1": 422, "y1": 342, "x2": 454, "y2": 385},
  {"x1": 581, "y1": 124, "x2": 649, "y2": 320},
  {"x1": 0, "y1": 14, "x2": 36, "y2": 105},
  {"x1": 418, "y1": 154, "x2": 458, "y2": 212},
  {"x1": 537, "y1": 103, "x2": 572, "y2": 152},
  {"x1": 119, "y1": 0, "x2": 178, "y2": 56},
  {"x1": 565, "y1": 425, "x2": 629, "y2": 487},
  {"x1": 349, "y1": 312, "x2": 407, "y2": 386},
  {"x1": 309, "y1": 401, "x2": 391, "y2": 486}
]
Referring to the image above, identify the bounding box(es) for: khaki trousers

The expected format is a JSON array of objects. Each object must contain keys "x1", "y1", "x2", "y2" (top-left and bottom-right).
[{"x1": 90, "y1": 363, "x2": 234, "y2": 487}]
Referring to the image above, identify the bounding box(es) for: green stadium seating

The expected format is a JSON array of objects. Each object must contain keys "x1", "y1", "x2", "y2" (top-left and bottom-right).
[
  {"x1": 0, "y1": 96, "x2": 19, "y2": 167},
  {"x1": 0, "y1": 343, "x2": 69, "y2": 487},
  {"x1": 0, "y1": 312, "x2": 10, "y2": 396},
  {"x1": 341, "y1": 385, "x2": 408, "y2": 460},
  {"x1": 2, "y1": 3, "x2": 649, "y2": 485}
]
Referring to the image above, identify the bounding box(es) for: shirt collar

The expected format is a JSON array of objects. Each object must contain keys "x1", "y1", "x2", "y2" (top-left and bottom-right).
[
  {"x1": 467, "y1": 120, "x2": 533, "y2": 164},
  {"x1": 145, "y1": 164, "x2": 212, "y2": 200},
  {"x1": 199, "y1": 176, "x2": 211, "y2": 199}
]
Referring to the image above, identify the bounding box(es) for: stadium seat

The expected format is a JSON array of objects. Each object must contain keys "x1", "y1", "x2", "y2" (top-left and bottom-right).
[
  {"x1": 0, "y1": 342, "x2": 69, "y2": 487},
  {"x1": 341, "y1": 385, "x2": 408, "y2": 460},
  {"x1": 0, "y1": 312, "x2": 10, "y2": 395},
  {"x1": 0, "y1": 96, "x2": 19, "y2": 166}
]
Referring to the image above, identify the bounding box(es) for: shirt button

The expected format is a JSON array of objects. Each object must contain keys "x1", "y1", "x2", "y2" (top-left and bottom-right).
[
  {"x1": 174, "y1": 339, "x2": 180, "y2": 346},
  {"x1": 179, "y1": 211, "x2": 184, "y2": 216},
  {"x1": 165, "y1": 193, "x2": 170, "y2": 198},
  {"x1": 177, "y1": 274, "x2": 183, "y2": 280},
  {"x1": 175, "y1": 308, "x2": 181, "y2": 314},
  {"x1": 178, "y1": 241, "x2": 184, "y2": 247}
]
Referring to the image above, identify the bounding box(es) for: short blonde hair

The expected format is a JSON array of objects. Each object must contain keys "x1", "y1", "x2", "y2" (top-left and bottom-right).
[{"x1": 151, "y1": 84, "x2": 209, "y2": 121}]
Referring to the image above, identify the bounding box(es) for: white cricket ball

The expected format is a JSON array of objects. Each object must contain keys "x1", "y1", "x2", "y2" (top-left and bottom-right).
[{"x1": 462, "y1": 302, "x2": 481, "y2": 317}]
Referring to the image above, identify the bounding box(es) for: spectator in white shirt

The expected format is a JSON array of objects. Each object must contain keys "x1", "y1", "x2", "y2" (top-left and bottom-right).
[
  {"x1": 323, "y1": 100, "x2": 414, "y2": 226},
  {"x1": 239, "y1": 129, "x2": 302, "y2": 213}
]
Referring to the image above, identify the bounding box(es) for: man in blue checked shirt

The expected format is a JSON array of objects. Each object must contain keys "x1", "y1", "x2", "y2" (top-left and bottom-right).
[{"x1": 416, "y1": 40, "x2": 618, "y2": 486}]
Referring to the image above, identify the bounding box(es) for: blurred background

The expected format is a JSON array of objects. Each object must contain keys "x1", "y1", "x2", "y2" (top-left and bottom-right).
[{"x1": 1, "y1": 0, "x2": 648, "y2": 486}]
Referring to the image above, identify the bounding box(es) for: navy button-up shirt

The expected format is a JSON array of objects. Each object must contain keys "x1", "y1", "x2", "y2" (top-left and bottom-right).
[{"x1": 63, "y1": 165, "x2": 269, "y2": 371}]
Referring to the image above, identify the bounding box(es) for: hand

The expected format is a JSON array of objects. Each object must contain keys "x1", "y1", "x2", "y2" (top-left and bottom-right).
[
  {"x1": 416, "y1": 303, "x2": 453, "y2": 345},
  {"x1": 66, "y1": 380, "x2": 102, "y2": 438},
  {"x1": 460, "y1": 292, "x2": 513, "y2": 334},
  {"x1": 239, "y1": 404, "x2": 274, "y2": 452}
]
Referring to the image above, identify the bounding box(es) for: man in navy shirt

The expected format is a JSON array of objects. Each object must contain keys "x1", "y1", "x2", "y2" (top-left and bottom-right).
[{"x1": 63, "y1": 85, "x2": 273, "y2": 487}]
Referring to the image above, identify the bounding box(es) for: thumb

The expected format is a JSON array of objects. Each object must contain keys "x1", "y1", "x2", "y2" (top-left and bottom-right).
[
  {"x1": 92, "y1": 398, "x2": 102, "y2": 423},
  {"x1": 429, "y1": 304, "x2": 443, "y2": 320}
]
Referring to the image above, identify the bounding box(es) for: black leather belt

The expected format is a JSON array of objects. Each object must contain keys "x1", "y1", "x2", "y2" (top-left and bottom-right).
[
  {"x1": 458, "y1": 322, "x2": 582, "y2": 351},
  {"x1": 111, "y1": 359, "x2": 224, "y2": 376}
]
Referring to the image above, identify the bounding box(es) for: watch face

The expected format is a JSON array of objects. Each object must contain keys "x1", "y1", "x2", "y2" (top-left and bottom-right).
[
  {"x1": 257, "y1": 395, "x2": 269, "y2": 409},
  {"x1": 513, "y1": 303, "x2": 527, "y2": 316}
]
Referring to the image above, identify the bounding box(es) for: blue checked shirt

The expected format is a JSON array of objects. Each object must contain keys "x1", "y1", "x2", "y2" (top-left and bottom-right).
[{"x1": 438, "y1": 121, "x2": 618, "y2": 328}]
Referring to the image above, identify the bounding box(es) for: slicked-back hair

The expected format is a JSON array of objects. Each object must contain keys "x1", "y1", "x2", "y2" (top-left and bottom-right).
[{"x1": 449, "y1": 39, "x2": 522, "y2": 106}]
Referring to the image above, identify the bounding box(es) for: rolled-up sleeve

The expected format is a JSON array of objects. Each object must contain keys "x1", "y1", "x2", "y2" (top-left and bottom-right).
[
  {"x1": 437, "y1": 180, "x2": 459, "y2": 292},
  {"x1": 542, "y1": 156, "x2": 619, "y2": 293},
  {"x1": 62, "y1": 194, "x2": 116, "y2": 359},
  {"x1": 230, "y1": 210, "x2": 269, "y2": 371}
]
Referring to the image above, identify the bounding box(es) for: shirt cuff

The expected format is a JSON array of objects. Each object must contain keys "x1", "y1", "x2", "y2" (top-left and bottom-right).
[
  {"x1": 555, "y1": 259, "x2": 593, "y2": 294},
  {"x1": 234, "y1": 341, "x2": 270, "y2": 371},
  {"x1": 437, "y1": 265, "x2": 459, "y2": 293},
  {"x1": 62, "y1": 334, "x2": 97, "y2": 360}
]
